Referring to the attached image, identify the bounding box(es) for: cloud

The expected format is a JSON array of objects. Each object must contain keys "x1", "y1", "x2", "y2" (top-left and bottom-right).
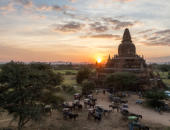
[
  {"x1": 36, "y1": 4, "x2": 75, "y2": 12},
  {"x1": 113, "y1": 0, "x2": 134, "y2": 2},
  {"x1": 52, "y1": 22, "x2": 85, "y2": 33},
  {"x1": 138, "y1": 29, "x2": 154, "y2": 34},
  {"x1": 68, "y1": 0, "x2": 78, "y2": 3},
  {"x1": 15, "y1": 0, "x2": 33, "y2": 8},
  {"x1": 155, "y1": 29, "x2": 170, "y2": 35},
  {"x1": 0, "y1": 2, "x2": 15, "y2": 14},
  {"x1": 104, "y1": 18, "x2": 139, "y2": 30},
  {"x1": 81, "y1": 34, "x2": 121, "y2": 39},
  {"x1": 89, "y1": 22, "x2": 108, "y2": 33},
  {"x1": 142, "y1": 29, "x2": 170, "y2": 46}
]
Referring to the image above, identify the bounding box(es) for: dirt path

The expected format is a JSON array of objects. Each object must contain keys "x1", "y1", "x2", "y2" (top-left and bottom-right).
[
  {"x1": 95, "y1": 92, "x2": 170, "y2": 127},
  {"x1": 127, "y1": 95, "x2": 170, "y2": 127}
]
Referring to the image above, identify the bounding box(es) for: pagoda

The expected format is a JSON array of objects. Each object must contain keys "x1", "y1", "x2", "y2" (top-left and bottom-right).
[
  {"x1": 96, "y1": 28, "x2": 165, "y2": 89},
  {"x1": 105, "y1": 28, "x2": 147, "y2": 73}
]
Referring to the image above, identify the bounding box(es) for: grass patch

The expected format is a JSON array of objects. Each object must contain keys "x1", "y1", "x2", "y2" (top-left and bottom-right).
[
  {"x1": 54, "y1": 69, "x2": 78, "y2": 75},
  {"x1": 163, "y1": 79, "x2": 170, "y2": 87},
  {"x1": 63, "y1": 75, "x2": 77, "y2": 86}
]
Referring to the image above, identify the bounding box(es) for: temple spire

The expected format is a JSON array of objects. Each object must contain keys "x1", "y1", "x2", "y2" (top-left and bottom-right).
[
  {"x1": 108, "y1": 54, "x2": 111, "y2": 60},
  {"x1": 122, "y1": 28, "x2": 132, "y2": 42}
]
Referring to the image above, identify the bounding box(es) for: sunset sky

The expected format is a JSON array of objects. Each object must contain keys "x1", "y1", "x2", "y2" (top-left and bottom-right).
[{"x1": 0, "y1": 0, "x2": 170, "y2": 63}]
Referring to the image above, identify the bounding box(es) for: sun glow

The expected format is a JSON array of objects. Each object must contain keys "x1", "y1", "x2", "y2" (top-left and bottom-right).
[{"x1": 96, "y1": 57, "x2": 102, "y2": 63}]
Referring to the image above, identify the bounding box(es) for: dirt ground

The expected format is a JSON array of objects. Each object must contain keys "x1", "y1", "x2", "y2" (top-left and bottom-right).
[
  {"x1": 0, "y1": 92, "x2": 170, "y2": 130},
  {"x1": 127, "y1": 95, "x2": 170, "y2": 127}
]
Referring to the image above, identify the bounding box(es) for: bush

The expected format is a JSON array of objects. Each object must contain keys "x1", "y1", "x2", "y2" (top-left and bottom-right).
[
  {"x1": 145, "y1": 90, "x2": 168, "y2": 108},
  {"x1": 76, "y1": 67, "x2": 91, "y2": 84},
  {"x1": 168, "y1": 72, "x2": 170, "y2": 79},
  {"x1": 82, "y1": 80, "x2": 95, "y2": 95},
  {"x1": 41, "y1": 91, "x2": 65, "y2": 107},
  {"x1": 65, "y1": 71, "x2": 73, "y2": 75},
  {"x1": 146, "y1": 99, "x2": 164, "y2": 108},
  {"x1": 55, "y1": 86, "x2": 62, "y2": 92},
  {"x1": 61, "y1": 84, "x2": 76, "y2": 94}
]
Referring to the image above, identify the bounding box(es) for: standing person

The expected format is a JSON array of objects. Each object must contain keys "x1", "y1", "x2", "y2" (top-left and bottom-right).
[
  {"x1": 103, "y1": 89, "x2": 105, "y2": 95},
  {"x1": 96, "y1": 90, "x2": 98, "y2": 95}
]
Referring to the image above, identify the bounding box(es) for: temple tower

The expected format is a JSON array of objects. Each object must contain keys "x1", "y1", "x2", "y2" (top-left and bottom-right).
[{"x1": 118, "y1": 28, "x2": 136, "y2": 57}]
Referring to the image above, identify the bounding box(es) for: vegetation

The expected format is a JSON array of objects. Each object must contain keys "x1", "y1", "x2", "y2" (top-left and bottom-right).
[
  {"x1": 157, "y1": 64, "x2": 170, "y2": 72},
  {"x1": 76, "y1": 67, "x2": 92, "y2": 84},
  {"x1": 152, "y1": 64, "x2": 170, "y2": 72},
  {"x1": 63, "y1": 75, "x2": 77, "y2": 86},
  {"x1": 145, "y1": 90, "x2": 168, "y2": 108},
  {"x1": 61, "y1": 84, "x2": 76, "y2": 94},
  {"x1": 168, "y1": 72, "x2": 170, "y2": 79},
  {"x1": 105, "y1": 72, "x2": 138, "y2": 91},
  {"x1": 54, "y1": 69, "x2": 77, "y2": 75},
  {"x1": 0, "y1": 62, "x2": 64, "y2": 130},
  {"x1": 81, "y1": 80, "x2": 95, "y2": 95}
]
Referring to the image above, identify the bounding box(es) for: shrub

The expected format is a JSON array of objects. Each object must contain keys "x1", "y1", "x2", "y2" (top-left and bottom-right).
[
  {"x1": 65, "y1": 71, "x2": 73, "y2": 75},
  {"x1": 76, "y1": 67, "x2": 91, "y2": 84},
  {"x1": 144, "y1": 90, "x2": 168, "y2": 108},
  {"x1": 82, "y1": 80, "x2": 95, "y2": 95},
  {"x1": 61, "y1": 84, "x2": 76, "y2": 94},
  {"x1": 168, "y1": 72, "x2": 170, "y2": 79},
  {"x1": 55, "y1": 86, "x2": 61, "y2": 92}
]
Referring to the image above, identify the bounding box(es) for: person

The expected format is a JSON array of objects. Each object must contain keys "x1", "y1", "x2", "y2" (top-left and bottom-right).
[
  {"x1": 138, "y1": 91, "x2": 142, "y2": 98},
  {"x1": 96, "y1": 90, "x2": 98, "y2": 95},
  {"x1": 103, "y1": 89, "x2": 105, "y2": 94}
]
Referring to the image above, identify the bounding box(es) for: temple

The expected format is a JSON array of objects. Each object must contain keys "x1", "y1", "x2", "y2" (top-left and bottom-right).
[
  {"x1": 96, "y1": 28, "x2": 165, "y2": 89},
  {"x1": 105, "y1": 28, "x2": 147, "y2": 73}
]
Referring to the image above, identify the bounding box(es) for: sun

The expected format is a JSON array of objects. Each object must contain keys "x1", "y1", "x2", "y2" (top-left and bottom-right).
[{"x1": 96, "y1": 57, "x2": 102, "y2": 63}]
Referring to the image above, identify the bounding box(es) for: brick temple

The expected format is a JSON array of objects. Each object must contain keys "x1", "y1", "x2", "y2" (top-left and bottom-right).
[
  {"x1": 96, "y1": 28, "x2": 165, "y2": 89},
  {"x1": 105, "y1": 28, "x2": 147, "y2": 73}
]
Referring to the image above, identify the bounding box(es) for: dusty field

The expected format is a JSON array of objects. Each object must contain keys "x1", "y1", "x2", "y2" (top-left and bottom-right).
[{"x1": 0, "y1": 92, "x2": 170, "y2": 130}]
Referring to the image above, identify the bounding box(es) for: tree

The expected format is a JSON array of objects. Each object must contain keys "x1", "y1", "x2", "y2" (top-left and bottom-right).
[
  {"x1": 81, "y1": 80, "x2": 95, "y2": 95},
  {"x1": 76, "y1": 67, "x2": 91, "y2": 84},
  {"x1": 145, "y1": 91, "x2": 168, "y2": 108},
  {"x1": 105, "y1": 72, "x2": 138, "y2": 91},
  {"x1": 168, "y1": 71, "x2": 170, "y2": 79},
  {"x1": 0, "y1": 62, "x2": 63, "y2": 130},
  {"x1": 157, "y1": 64, "x2": 170, "y2": 72}
]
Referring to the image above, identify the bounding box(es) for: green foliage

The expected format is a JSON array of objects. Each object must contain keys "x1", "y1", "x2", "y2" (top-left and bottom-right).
[
  {"x1": 63, "y1": 75, "x2": 77, "y2": 86},
  {"x1": 76, "y1": 67, "x2": 91, "y2": 84},
  {"x1": 0, "y1": 61, "x2": 63, "y2": 130},
  {"x1": 65, "y1": 71, "x2": 76, "y2": 75},
  {"x1": 61, "y1": 84, "x2": 76, "y2": 94},
  {"x1": 54, "y1": 86, "x2": 62, "y2": 92},
  {"x1": 41, "y1": 91, "x2": 65, "y2": 107},
  {"x1": 158, "y1": 64, "x2": 170, "y2": 72},
  {"x1": 81, "y1": 80, "x2": 95, "y2": 95},
  {"x1": 105, "y1": 72, "x2": 138, "y2": 91},
  {"x1": 145, "y1": 91, "x2": 168, "y2": 108},
  {"x1": 145, "y1": 91, "x2": 167, "y2": 100},
  {"x1": 168, "y1": 72, "x2": 170, "y2": 79}
]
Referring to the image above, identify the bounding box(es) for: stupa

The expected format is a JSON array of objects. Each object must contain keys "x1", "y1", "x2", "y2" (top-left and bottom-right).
[
  {"x1": 105, "y1": 28, "x2": 147, "y2": 73},
  {"x1": 96, "y1": 28, "x2": 165, "y2": 89}
]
